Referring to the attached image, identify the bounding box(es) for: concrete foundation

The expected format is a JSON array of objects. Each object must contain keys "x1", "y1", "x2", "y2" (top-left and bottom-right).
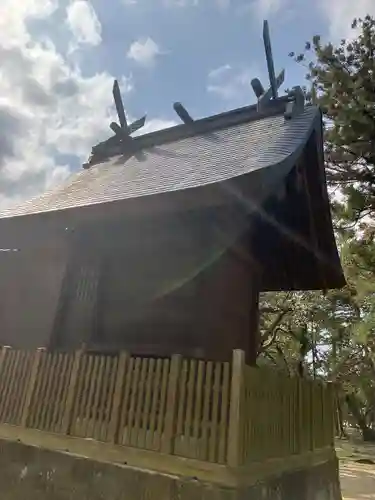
[{"x1": 0, "y1": 438, "x2": 342, "y2": 500}]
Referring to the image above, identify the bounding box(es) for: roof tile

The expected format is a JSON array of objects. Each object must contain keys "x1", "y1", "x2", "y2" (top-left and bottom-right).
[{"x1": 0, "y1": 106, "x2": 319, "y2": 220}]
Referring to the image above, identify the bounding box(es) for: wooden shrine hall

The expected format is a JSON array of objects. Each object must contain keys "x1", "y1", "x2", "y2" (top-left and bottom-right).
[{"x1": 0, "y1": 25, "x2": 345, "y2": 363}]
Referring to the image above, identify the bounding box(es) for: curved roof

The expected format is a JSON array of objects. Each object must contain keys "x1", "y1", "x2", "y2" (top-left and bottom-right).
[{"x1": 0, "y1": 104, "x2": 320, "y2": 220}]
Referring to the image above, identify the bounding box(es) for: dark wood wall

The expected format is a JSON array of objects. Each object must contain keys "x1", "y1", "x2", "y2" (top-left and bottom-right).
[
  {"x1": 0, "y1": 203, "x2": 259, "y2": 362},
  {"x1": 52, "y1": 205, "x2": 258, "y2": 362},
  {"x1": 0, "y1": 248, "x2": 67, "y2": 349}
]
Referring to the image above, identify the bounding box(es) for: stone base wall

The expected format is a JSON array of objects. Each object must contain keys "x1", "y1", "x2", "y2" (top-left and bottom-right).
[{"x1": 0, "y1": 438, "x2": 342, "y2": 500}]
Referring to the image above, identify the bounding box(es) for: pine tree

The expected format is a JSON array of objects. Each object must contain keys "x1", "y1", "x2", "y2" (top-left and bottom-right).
[{"x1": 289, "y1": 16, "x2": 375, "y2": 229}]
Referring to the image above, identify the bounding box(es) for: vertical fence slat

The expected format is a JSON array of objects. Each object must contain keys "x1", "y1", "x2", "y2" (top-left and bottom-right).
[
  {"x1": 218, "y1": 361, "x2": 230, "y2": 464},
  {"x1": 37, "y1": 353, "x2": 54, "y2": 430},
  {"x1": 0, "y1": 348, "x2": 12, "y2": 421},
  {"x1": 13, "y1": 351, "x2": 31, "y2": 424},
  {"x1": 75, "y1": 354, "x2": 93, "y2": 436},
  {"x1": 95, "y1": 355, "x2": 111, "y2": 441},
  {"x1": 174, "y1": 359, "x2": 188, "y2": 455},
  {"x1": 103, "y1": 356, "x2": 117, "y2": 441},
  {"x1": 85, "y1": 355, "x2": 101, "y2": 437},
  {"x1": 208, "y1": 363, "x2": 222, "y2": 463},
  {"x1": 200, "y1": 361, "x2": 212, "y2": 461},
  {"x1": 140, "y1": 358, "x2": 155, "y2": 449},
  {"x1": 0, "y1": 346, "x2": 9, "y2": 375},
  {"x1": 61, "y1": 350, "x2": 83, "y2": 434},
  {"x1": 156, "y1": 359, "x2": 169, "y2": 451},
  {"x1": 90, "y1": 355, "x2": 106, "y2": 439},
  {"x1": 2, "y1": 351, "x2": 20, "y2": 422},
  {"x1": 147, "y1": 358, "x2": 161, "y2": 450},
  {"x1": 0, "y1": 347, "x2": 336, "y2": 467},
  {"x1": 43, "y1": 353, "x2": 60, "y2": 431},
  {"x1": 133, "y1": 358, "x2": 148, "y2": 447},
  {"x1": 192, "y1": 360, "x2": 204, "y2": 454},
  {"x1": 184, "y1": 359, "x2": 196, "y2": 457},
  {"x1": 8, "y1": 351, "x2": 20, "y2": 423},
  {"x1": 126, "y1": 357, "x2": 141, "y2": 446},
  {"x1": 52, "y1": 354, "x2": 71, "y2": 433},
  {"x1": 119, "y1": 357, "x2": 135, "y2": 445},
  {"x1": 21, "y1": 349, "x2": 42, "y2": 427},
  {"x1": 162, "y1": 354, "x2": 181, "y2": 454},
  {"x1": 227, "y1": 350, "x2": 245, "y2": 467},
  {"x1": 108, "y1": 352, "x2": 127, "y2": 443}
]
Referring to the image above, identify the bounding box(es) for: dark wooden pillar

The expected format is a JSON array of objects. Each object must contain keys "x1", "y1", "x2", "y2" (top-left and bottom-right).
[{"x1": 196, "y1": 238, "x2": 260, "y2": 364}]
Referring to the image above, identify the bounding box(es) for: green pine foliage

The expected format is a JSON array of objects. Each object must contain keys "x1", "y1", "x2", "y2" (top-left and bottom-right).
[{"x1": 259, "y1": 16, "x2": 375, "y2": 440}]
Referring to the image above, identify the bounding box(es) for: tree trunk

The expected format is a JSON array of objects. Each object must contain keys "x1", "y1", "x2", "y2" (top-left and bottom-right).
[{"x1": 345, "y1": 394, "x2": 375, "y2": 442}]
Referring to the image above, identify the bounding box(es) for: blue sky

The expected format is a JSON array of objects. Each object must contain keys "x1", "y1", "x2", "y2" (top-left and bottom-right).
[{"x1": 0, "y1": 0, "x2": 374, "y2": 208}]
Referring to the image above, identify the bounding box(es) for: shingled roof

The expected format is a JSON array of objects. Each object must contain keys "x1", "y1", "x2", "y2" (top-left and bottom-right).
[{"x1": 0, "y1": 102, "x2": 321, "y2": 220}]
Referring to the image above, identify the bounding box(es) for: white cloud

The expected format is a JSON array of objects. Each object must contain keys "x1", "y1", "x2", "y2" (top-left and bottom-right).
[
  {"x1": 236, "y1": 0, "x2": 284, "y2": 18},
  {"x1": 66, "y1": 0, "x2": 102, "y2": 47},
  {"x1": 0, "y1": 0, "x2": 58, "y2": 47},
  {"x1": 207, "y1": 64, "x2": 261, "y2": 105},
  {"x1": 208, "y1": 64, "x2": 232, "y2": 80},
  {"x1": 319, "y1": 0, "x2": 375, "y2": 40},
  {"x1": 127, "y1": 37, "x2": 163, "y2": 66},
  {"x1": 257, "y1": 0, "x2": 283, "y2": 18},
  {"x1": 0, "y1": 4, "x2": 179, "y2": 211},
  {"x1": 0, "y1": 3, "x2": 122, "y2": 209}
]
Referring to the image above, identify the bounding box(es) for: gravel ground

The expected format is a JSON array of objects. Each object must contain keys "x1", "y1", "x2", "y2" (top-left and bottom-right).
[{"x1": 336, "y1": 438, "x2": 375, "y2": 500}]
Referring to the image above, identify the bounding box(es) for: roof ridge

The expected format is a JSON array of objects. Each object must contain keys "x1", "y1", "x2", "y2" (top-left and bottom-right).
[{"x1": 85, "y1": 98, "x2": 316, "y2": 169}]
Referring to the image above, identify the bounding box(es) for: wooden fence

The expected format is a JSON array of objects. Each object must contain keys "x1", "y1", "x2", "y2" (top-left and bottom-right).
[{"x1": 0, "y1": 347, "x2": 334, "y2": 466}]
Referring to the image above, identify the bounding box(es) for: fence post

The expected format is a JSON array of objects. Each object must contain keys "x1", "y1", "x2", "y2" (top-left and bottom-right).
[
  {"x1": 297, "y1": 378, "x2": 304, "y2": 454},
  {"x1": 162, "y1": 354, "x2": 182, "y2": 454},
  {"x1": 227, "y1": 349, "x2": 245, "y2": 467},
  {"x1": 326, "y1": 382, "x2": 335, "y2": 446},
  {"x1": 21, "y1": 348, "x2": 43, "y2": 427},
  {"x1": 109, "y1": 351, "x2": 129, "y2": 443},
  {"x1": 61, "y1": 349, "x2": 83, "y2": 434},
  {"x1": 0, "y1": 345, "x2": 10, "y2": 374}
]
